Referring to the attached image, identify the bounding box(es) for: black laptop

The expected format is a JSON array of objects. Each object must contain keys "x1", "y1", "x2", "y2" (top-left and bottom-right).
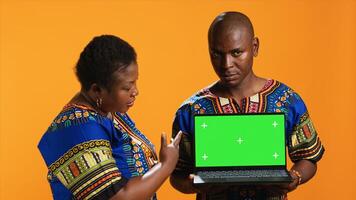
[{"x1": 193, "y1": 113, "x2": 292, "y2": 185}]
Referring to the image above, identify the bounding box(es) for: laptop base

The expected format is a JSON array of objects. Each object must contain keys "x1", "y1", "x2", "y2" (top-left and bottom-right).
[{"x1": 193, "y1": 169, "x2": 293, "y2": 185}]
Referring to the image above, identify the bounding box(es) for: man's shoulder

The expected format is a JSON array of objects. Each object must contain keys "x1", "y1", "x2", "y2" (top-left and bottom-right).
[
  {"x1": 178, "y1": 86, "x2": 215, "y2": 109},
  {"x1": 272, "y1": 79, "x2": 302, "y2": 97},
  {"x1": 272, "y1": 79, "x2": 291, "y2": 90},
  {"x1": 268, "y1": 79, "x2": 307, "y2": 113}
]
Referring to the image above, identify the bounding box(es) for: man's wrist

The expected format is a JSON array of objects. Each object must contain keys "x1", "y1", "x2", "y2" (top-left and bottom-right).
[{"x1": 290, "y1": 169, "x2": 302, "y2": 186}]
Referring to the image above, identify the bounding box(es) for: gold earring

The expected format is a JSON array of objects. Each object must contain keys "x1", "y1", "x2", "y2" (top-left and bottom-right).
[{"x1": 96, "y1": 98, "x2": 103, "y2": 108}]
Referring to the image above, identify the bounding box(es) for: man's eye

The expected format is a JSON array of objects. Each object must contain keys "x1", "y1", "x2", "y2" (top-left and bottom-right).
[{"x1": 231, "y1": 50, "x2": 242, "y2": 57}]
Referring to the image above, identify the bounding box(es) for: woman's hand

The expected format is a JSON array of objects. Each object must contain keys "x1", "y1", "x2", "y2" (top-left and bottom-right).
[
  {"x1": 111, "y1": 131, "x2": 183, "y2": 200},
  {"x1": 159, "y1": 131, "x2": 182, "y2": 172}
]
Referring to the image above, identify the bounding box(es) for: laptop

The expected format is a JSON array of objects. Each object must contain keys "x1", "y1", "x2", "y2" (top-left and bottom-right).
[{"x1": 193, "y1": 113, "x2": 293, "y2": 185}]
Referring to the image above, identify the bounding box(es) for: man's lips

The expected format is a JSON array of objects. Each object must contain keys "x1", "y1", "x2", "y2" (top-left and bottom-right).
[
  {"x1": 222, "y1": 69, "x2": 239, "y2": 76},
  {"x1": 222, "y1": 73, "x2": 239, "y2": 81}
]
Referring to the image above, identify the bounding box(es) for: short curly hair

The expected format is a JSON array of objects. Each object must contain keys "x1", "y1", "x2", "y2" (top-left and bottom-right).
[{"x1": 75, "y1": 35, "x2": 137, "y2": 91}]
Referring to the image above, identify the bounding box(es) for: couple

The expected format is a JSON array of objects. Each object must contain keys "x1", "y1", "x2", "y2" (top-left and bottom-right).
[{"x1": 38, "y1": 11, "x2": 324, "y2": 200}]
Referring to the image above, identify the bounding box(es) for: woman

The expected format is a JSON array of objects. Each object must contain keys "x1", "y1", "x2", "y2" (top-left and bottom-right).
[{"x1": 38, "y1": 35, "x2": 182, "y2": 200}]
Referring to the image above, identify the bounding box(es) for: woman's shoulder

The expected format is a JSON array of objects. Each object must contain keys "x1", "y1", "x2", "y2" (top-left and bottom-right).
[
  {"x1": 47, "y1": 103, "x2": 109, "y2": 133},
  {"x1": 38, "y1": 104, "x2": 113, "y2": 166}
]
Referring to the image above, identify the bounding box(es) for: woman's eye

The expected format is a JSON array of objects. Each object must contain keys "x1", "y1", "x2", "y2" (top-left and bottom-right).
[
  {"x1": 211, "y1": 51, "x2": 220, "y2": 58},
  {"x1": 123, "y1": 86, "x2": 131, "y2": 91}
]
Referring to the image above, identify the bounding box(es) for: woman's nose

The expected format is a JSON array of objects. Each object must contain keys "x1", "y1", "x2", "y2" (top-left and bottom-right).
[{"x1": 132, "y1": 87, "x2": 139, "y2": 97}]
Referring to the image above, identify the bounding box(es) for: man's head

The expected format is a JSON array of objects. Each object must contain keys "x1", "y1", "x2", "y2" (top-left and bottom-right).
[{"x1": 208, "y1": 11, "x2": 259, "y2": 88}]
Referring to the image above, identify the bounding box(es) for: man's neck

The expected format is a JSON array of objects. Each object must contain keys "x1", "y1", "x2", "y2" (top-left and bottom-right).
[{"x1": 212, "y1": 72, "x2": 266, "y2": 101}]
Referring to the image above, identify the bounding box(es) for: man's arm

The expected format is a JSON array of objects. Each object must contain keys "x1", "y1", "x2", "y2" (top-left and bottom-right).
[
  {"x1": 170, "y1": 110, "x2": 197, "y2": 194},
  {"x1": 286, "y1": 159, "x2": 317, "y2": 192},
  {"x1": 292, "y1": 159, "x2": 317, "y2": 184},
  {"x1": 170, "y1": 171, "x2": 197, "y2": 194}
]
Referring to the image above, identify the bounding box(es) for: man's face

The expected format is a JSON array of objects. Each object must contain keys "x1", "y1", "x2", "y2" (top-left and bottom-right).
[{"x1": 209, "y1": 27, "x2": 258, "y2": 88}]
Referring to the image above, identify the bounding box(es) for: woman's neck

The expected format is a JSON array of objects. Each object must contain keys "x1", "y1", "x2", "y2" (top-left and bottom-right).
[{"x1": 69, "y1": 91, "x2": 109, "y2": 117}]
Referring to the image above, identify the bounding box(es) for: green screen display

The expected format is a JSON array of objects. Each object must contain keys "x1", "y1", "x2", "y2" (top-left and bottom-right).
[{"x1": 195, "y1": 114, "x2": 286, "y2": 167}]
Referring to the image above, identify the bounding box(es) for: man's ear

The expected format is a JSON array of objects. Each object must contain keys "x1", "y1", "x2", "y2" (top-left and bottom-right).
[{"x1": 253, "y1": 37, "x2": 259, "y2": 57}]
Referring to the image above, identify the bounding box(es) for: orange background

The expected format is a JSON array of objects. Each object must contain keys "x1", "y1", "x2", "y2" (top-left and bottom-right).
[{"x1": 1, "y1": 0, "x2": 355, "y2": 199}]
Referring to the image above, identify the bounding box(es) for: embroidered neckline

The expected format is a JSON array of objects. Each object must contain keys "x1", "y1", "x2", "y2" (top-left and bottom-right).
[
  {"x1": 112, "y1": 113, "x2": 158, "y2": 161},
  {"x1": 205, "y1": 79, "x2": 275, "y2": 101},
  {"x1": 200, "y1": 79, "x2": 276, "y2": 113}
]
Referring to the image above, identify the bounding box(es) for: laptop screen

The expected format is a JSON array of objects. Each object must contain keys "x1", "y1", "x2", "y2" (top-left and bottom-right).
[{"x1": 194, "y1": 113, "x2": 286, "y2": 167}]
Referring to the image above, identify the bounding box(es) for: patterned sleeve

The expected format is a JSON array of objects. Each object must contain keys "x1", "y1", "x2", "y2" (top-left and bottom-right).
[
  {"x1": 40, "y1": 120, "x2": 128, "y2": 200},
  {"x1": 172, "y1": 104, "x2": 195, "y2": 175},
  {"x1": 286, "y1": 93, "x2": 325, "y2": 163}
]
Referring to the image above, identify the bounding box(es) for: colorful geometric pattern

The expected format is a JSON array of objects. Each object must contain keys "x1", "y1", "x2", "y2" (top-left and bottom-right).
[
  {"x1": 113, "y1": 113, "x2": 158, "y2": 176},
  {"x1": 112, "y1": 113, "x2": 158, "y2": 200},
  {"x1": 39, "y1": 104, "x2": 158, "y2": 200},
  {"x1": 288, "y1": 112, "x2": 323, "y2": 162},
  {"x1": 48, "y1": 104, "x2": 104, "y2": 132},
  {"x1": 50, "y1": 140, "x2": 124, "y2": 200},
  {"x1": 173, "y1": 79, "x2": 325, "y2": 200}
]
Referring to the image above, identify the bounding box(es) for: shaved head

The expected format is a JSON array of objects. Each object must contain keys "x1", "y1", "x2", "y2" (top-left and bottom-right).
[
  {"x1": 207, "y1": 11, "x2": 260, "y2": 90},
  {"x1": 208, "y1": 11, "x2": 255, "y2": 43}
]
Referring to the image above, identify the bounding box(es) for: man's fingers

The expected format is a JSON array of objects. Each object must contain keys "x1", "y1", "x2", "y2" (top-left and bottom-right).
[{"x1": 189, "y1": 174, "x2": 195, "y2": 180}]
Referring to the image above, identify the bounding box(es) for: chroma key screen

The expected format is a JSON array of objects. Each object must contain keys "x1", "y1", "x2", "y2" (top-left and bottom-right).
[{"x1": 194, "y1": 114, "x2": 286, "y2": 167}]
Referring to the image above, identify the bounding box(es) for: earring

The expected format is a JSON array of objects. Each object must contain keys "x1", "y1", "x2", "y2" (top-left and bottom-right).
[{"x1": 96, "y1": 98, "x2": 103, "y2": 108}]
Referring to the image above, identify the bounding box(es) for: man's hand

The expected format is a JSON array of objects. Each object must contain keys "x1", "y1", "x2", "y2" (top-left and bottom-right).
[
  {"x1": 263, "y1": 171, "x2": 299, "y2": 196},
  {"x1": 189, "y1": 174, "x2": 229, "y2": 194}
]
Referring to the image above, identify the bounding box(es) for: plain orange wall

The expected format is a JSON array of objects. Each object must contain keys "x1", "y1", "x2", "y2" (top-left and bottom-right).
[{"x1": 1, "y1": 0, "x2": 355, "y2": 199}]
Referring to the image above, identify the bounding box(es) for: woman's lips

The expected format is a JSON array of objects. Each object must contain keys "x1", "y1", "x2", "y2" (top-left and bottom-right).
[{"x1": 127, "y1": 99, "x2": 135, "y2": 107}]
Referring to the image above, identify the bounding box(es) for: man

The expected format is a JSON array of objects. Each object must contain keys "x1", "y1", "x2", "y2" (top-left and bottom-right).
[{"x1": 170, "y1": 11, "x2": 324, "y2": 200}]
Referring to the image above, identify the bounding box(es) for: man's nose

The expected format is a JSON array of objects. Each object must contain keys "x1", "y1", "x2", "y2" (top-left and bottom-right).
[{"x1": 222, "y1": 54, "x2": 233, "y2": 69}]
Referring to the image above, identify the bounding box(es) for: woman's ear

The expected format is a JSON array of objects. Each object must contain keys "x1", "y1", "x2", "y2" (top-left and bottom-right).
[
  {"x1": 253, "y1": 37, "x2": 259, "y2": 57},
  {"x1": 89, "y1": 83, "x2": 102, "y2": 97}
]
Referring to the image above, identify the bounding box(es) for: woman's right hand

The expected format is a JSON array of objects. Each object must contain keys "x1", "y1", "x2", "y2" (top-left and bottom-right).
[
  {"x1": 159, "y1": 131, "x2": 182, "y2": 172},
  {"x1": 111, "y1": 131, "x2": 183, "y2": 200}
]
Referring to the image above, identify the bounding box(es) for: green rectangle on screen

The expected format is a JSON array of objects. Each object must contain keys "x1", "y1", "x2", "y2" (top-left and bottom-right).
[{"x1": 195, "y1": 114, "x2": 286, "y2": 167}]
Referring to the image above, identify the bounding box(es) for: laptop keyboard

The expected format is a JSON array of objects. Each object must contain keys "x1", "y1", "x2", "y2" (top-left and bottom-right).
[{"x1": 198, "y1": 169, "x2": 289, "y2": 179}]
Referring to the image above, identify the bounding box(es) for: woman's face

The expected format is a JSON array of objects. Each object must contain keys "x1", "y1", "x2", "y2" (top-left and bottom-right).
[{"x1": 101, "y1": 62, "x2": 139, "y2": 113}]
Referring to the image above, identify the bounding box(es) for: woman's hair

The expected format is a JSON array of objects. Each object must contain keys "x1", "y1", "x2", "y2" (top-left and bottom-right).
[{"x1": 75, "y1": 35, "x2": 137, "y2": 91}]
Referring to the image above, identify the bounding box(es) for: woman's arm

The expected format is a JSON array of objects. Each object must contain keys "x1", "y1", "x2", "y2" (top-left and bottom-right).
[{"x1": 111, "y1": 132, "x2": 182, "y2": 200}]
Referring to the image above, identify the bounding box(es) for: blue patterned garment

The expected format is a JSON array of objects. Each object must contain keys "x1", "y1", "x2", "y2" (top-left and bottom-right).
[
  {"x1": 172, "y1": 79, "x2": 325, "y2": 200},
  {"x1": 38, "y1": 104, "x2": 158, "y2": 200}
]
